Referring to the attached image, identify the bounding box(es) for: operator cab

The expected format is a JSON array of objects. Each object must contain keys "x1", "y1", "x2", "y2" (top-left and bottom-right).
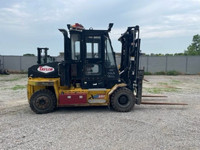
[{"x1": 59, "y1": 23, "x2": 119, "y2": 89}]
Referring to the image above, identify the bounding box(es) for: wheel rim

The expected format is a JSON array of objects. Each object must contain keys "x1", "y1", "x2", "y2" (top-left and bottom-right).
[
  {"x1": 35, "y1": 96, "x2": 50, "y2": 110},
  {"x1": 118, "y1": 95, "x2": 130, "y2": 106}
]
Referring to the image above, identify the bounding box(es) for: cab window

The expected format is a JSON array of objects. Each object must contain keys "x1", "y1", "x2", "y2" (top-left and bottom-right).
[
  {"x1": 86, "y1": 36, "x2": 101, "y2": 59},
  {"x1": 105, "y1": 37, "x2": 116, "y2": 67},
  {"x1": 71, "y1": 34, "x2": 80, "y2": 60},
  {"x1": 85, "y1": 64, "x2": 101, "y2": 75}
]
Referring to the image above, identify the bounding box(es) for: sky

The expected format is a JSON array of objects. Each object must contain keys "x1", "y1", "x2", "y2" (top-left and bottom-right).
[{"x1": 0, "y1": 0, "x2": 200, "y2": 56}]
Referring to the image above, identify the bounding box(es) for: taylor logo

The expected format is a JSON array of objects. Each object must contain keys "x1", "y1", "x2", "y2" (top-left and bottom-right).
[{"x1": 37, "y1": 66, "x2": 54, "y2": 73}]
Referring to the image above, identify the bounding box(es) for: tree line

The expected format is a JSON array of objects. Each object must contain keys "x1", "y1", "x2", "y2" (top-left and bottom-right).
[{"x1": 144, "y1": 34, "x2": 200, "y2": 56}]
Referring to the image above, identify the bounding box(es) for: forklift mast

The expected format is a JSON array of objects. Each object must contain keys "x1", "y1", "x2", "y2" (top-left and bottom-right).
[
  {"x1": 118, "y1": 26, "x2": 144, "y2": 104},
  {"x1": 37, "y1": 47, "x2": 55, "y2": 65},
  {"x1": 37, "y1": 47, "x2": 49, "y2": 64}
]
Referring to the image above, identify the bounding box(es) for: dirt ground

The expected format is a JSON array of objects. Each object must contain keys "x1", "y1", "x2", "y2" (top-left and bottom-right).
[{"x1": 0, "y1": 74, "x2": 200, "y2": 150}]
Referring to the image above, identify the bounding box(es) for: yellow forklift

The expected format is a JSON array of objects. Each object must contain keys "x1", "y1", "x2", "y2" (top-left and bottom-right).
[{"x1": 27, "y1": 23, "x2": 144, "y2": 114}]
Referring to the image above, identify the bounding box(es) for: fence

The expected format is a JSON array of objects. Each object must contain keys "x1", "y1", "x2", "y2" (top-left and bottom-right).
[
  {"x1": 0, "y1": 55, "x2": 37, "y2": 72},
  {"x1": 139, "y1": 56, "x2": 200, "y2": 74},
  {"x1": 0, "y1": 55, "x2": 200, "y2": 74}
]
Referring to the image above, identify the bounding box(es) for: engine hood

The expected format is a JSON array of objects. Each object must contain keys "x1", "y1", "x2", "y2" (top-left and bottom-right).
[{"x1": 28, "y1": 62, "x2": 59, "y2": 78}]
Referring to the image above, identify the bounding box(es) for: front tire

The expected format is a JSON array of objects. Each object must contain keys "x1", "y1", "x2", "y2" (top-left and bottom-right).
[
  {"x1": 30, "y1": 89, "x2": 57, "y2": 114},
  {"x1": 111, "y1": 87, "x2": 135, "y2": 112}
]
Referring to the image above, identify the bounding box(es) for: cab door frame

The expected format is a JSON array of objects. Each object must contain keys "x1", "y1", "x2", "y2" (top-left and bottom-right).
[{"x1": 81, "y1": 31, "x2": 105, "y2": 89}]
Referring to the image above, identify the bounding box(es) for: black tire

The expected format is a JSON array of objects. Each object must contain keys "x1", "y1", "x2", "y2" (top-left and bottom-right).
[
  {"x1": 30, "y1": 89, "x2": 57, "y2": 114},
  {"x1": 111, "y1": 87, "x2": 135, "y2": 112},
  {"x1": 0, "y1": 69, "x2": 9, "y2": 75},
  {"x1": 4, "y1": 69, "x2": 9, "y2": 75}
]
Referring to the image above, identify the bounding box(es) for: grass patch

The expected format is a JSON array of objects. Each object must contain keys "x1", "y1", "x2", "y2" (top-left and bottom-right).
[
  {"x1": 154, "y1": 71, "x2": 166, "y2": 75},
  {"x1": 166, "y1": 70, "x2": 182, "y2": 75},
  {"x1": 144, "y1": 70, "x2": 183, "y2": 75},
  {"x1": 144, "y1": 87, "x2": 179, "y2": 94},
  {"x1": 1, "y1": 75, "x2": 27, "y2": 82},
  {"x1": 144, "y1": 88, "x2": 162, "y2": 94},
  {"x1": 158, "y1": 82, "x2": 168, "y2": 86},
  {"x1": 4, "y1": 77, "x2": 22, "y2": 82},
  {"x1": 11, "y1": 85, "x2": 26, "y2": 90},
  {"x1": 171, "y1": 80, "x2": 181, "y2": 84},
  {"x1": 144, "y1": 72, "x2": 152, "y2": 75},
  {"x1": 0, "y1": 74, "x2": 9, "y2": 77}
]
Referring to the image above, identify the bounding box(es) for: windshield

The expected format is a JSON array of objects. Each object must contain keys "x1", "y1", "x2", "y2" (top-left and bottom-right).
[
  {"x1": 86, "y1": 36, "x2": 101, "y2": 59},
  {"x1": 105, "y1": 37, "x2": 116, "y2": 67}
]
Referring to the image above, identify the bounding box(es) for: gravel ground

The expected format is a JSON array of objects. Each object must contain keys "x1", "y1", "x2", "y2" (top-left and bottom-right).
[{"x1": 0, "y1": 74, "x2": 200, "y2": 150}]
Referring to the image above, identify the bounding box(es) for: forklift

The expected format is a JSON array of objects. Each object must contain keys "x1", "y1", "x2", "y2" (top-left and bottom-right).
[{"x1": 27, "y1": 23, "x2": 144, "y2": 114}]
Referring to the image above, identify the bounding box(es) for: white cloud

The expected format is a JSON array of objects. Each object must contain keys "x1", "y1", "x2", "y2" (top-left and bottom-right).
[
  {"x1": 0, "y1": 0, "x2": 200, "y2": 55},
  {"x1": 0, "y1": 3, "x2": 30, "y2": 27},
  {"x1": 165, "y1": 13, "x2": 200, "y2": 23},
  {"x1": 142, "y1": 28, "x2": 185, "y2": 38},
  {"x1": 128, "y1": 0, "x2": 200, "y2": 39}
]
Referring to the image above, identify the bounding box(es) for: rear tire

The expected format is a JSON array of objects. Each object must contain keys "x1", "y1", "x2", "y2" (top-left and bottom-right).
[
  {"x1": 30, "y1": 89, "x2": 57, "y2": 114},
  {"x1": 111, "y1": 87, "x2": 135, "y2": 112}
]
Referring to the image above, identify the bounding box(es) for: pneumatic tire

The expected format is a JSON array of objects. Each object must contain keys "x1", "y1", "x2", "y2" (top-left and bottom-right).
[
  {"x1": 111, "y1": 87, "x2": 135, "y2": 112},
  {"x1": 30, "y1": 89, "x2": 57, "y2": 114}
]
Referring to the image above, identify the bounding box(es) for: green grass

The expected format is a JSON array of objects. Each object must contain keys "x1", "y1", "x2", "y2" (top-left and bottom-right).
[
  {"x1": 4, "y1": 77, "x2": 21, "y2": 81},
  {"x1": 144, "y1": 70, "x2": 183, "y2": 75},
  {"x1": 0, "y1": 74, "x2": 9, "y2": 77},
  {"x1": 154, "y1": 71, "x2": 166, "y2": 75},
  {"x1": 158, "y1": 82, "x2": 168, "y2": 86},
  {"x1": 166, "y1": 70, "x2": 182, "y2": 75},
  {"x1": 1, "y1": 75, "x2": 26, "y2": 82},
  {"x1": 11, "y1": 85, "x2": 26, "y2": 90},
  {"x1": 144, "y1": 87, "x2": 179, "y2": 94},
  {"x1": 144, "y1": 72, "x2": 152, "y2": 75},
  {"x1": 171, "y1": 80, "x2": 182, "y2": 84}
]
